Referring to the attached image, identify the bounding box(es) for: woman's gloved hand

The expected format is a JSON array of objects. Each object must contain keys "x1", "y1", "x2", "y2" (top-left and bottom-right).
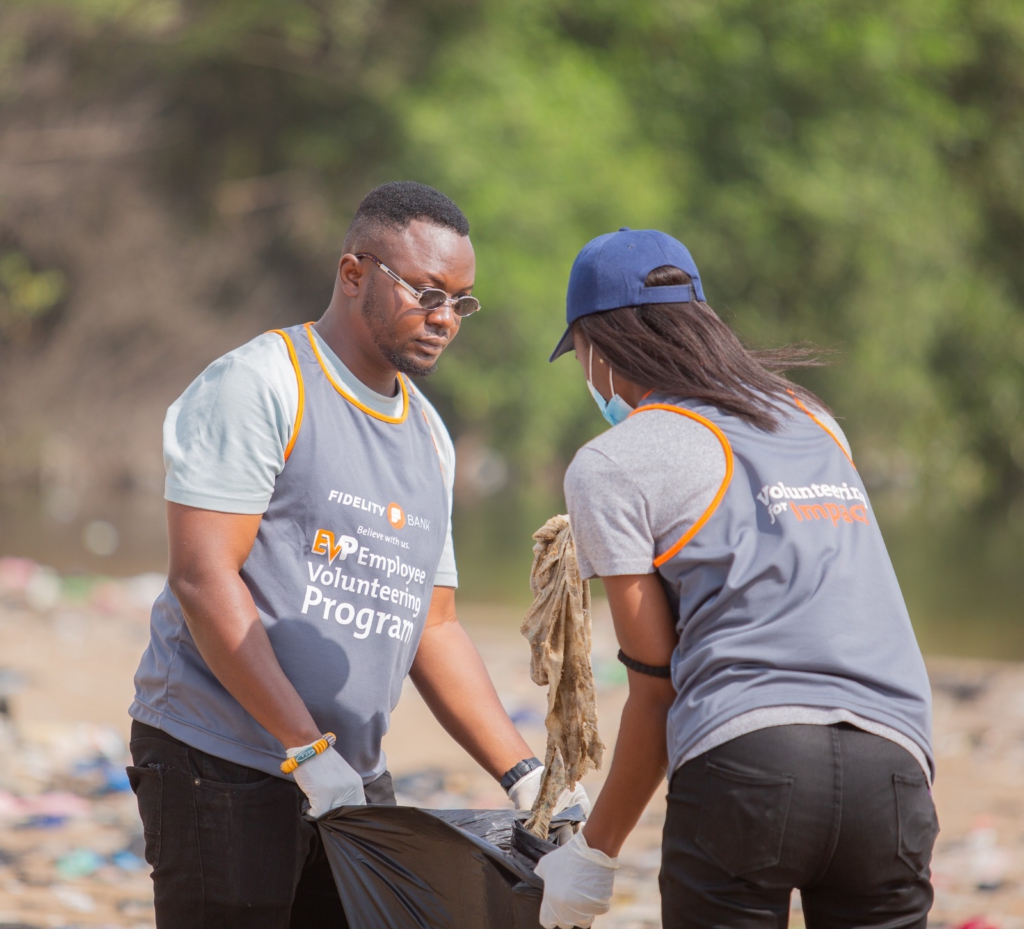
[
  {"x1": 535, "y1": 830, "x2": 619, "y2": 928},
  {"x1": 289, "y1": 745, "x2": 365, "y2": 817},
  {"x1": 508, "y1": 766, "x2": 592, "y2": 817}
]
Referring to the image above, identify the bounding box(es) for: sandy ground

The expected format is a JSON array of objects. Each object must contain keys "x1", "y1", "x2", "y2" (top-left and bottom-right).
[{"x1": 0, "y1": 574, "x2": 1022, "y2": 928}]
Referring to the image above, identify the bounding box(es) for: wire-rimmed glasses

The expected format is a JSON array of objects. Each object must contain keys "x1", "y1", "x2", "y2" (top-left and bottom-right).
[{"x1": 354, "y1": 254, "x2": 481, "y2": 318}]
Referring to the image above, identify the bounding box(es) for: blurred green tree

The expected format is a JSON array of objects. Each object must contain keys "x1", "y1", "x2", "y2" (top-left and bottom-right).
[
  {"x1": 0, "y1": 251, "x2": 65, "y2": 340},
  {"x1": 6, "y1": 0, "x2": 1024, "y2": 610}
]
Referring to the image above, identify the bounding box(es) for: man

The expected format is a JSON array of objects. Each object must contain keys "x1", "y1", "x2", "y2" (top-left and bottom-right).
[{"x1": 128, "y1": 182, "x2": 580, "y2": 926}]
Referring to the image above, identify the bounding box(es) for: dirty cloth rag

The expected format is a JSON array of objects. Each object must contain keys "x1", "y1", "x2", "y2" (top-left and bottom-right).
[{"x1": 520, "y1": 514, "x2": 604, "y2": 839}]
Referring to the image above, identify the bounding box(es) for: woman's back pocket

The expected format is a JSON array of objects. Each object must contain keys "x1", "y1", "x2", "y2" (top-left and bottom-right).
[{"x1": 696, "y1": 759, "x2": 794, "y2": 877}]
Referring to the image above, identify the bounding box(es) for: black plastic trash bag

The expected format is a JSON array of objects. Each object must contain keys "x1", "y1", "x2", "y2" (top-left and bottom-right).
[{"x1": 317, "y1": 804, "x2": 585, "y2": 929}]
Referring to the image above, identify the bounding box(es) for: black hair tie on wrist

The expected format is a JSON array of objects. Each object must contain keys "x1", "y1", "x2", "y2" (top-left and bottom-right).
[{"x1": 617, "y1": 648, "x2": 672, "y2": 679}]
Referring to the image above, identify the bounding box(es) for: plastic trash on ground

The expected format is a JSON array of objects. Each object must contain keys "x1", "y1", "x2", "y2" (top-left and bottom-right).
[
  {"x1": 56, "y1": 847, "x2": 105, "y2": 879},
  {"x1": 318, "y1": 804, "x2": 586, "y2": 928}
]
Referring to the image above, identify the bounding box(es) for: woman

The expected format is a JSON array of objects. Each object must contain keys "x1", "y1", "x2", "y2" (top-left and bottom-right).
[{"x1": 534, "y1": 229, "x2": 938, "y2": 929}]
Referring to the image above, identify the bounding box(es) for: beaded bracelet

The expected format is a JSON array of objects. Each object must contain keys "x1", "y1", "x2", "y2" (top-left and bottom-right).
[{"x1": 280, "y1": 732, "x2": 337, "y2": 774}]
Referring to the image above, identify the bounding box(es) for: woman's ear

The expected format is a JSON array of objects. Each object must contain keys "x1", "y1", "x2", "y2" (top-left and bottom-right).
[
  {"x1": 571, "y1": 325, "x2": 589, "y2": 361},
  {"x1": 572, "y1": 327, "x2": 596, "y2": 386}
]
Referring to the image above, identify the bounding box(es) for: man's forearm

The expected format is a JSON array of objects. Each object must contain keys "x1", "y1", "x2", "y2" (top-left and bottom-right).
[
  {"x1": 582, "y1": 675, "x2": 676, "y2": 857},
  {"x1": 173, "y1": 571, "x2": 320, "y2": 750},
  {"x1": 410, "y1": 614, "x2": 533, "y2": 780}
]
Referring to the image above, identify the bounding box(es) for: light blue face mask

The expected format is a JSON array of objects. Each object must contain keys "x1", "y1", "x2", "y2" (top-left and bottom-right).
[{"x1": 587, "y1": 345, "x2": 634, "y2": 426}]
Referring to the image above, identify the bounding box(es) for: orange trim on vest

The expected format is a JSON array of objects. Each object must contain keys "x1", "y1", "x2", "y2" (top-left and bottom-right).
[
  {"x1": 270, "y1": 328, "x2": 305, "y2": 461},
  {"x1": 628, "y1": 403, "x2": 735, "y2": 568},
  {"x1": 786, "y1": 390, "x2": 855, "y2": 469},
  {"x1": 421, "y1": 409, "x2": 444, "y2": 475},
  {"x1": 304, "y1": 323, "x2": 409, "y2": 424}
]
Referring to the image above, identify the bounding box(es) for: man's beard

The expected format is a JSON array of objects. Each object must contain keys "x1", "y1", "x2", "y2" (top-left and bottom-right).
[{"x1": 362, "y1": 281, "x2": 440, "y2": 378}]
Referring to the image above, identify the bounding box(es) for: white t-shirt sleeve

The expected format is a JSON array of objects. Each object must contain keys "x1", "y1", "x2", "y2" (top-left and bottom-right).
[
  {"x1": 564, "y1": 447, "x2": 657, "y2": 580},
  {"x1": 163, "y1": 334, "x2": 297, "y2": 515}
]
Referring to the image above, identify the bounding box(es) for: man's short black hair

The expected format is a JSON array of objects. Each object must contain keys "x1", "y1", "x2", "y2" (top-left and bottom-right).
[{"x1": 343, "y1": 181, "x2": 469, "y2": 253}]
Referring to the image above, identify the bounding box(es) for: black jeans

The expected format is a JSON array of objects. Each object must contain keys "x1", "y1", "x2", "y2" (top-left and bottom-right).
[
  {"x1": 128, "y1": 720, "x2": 395, "y2": 929},
  {"x1": 661, "y1": 724, "x2": 938, "y2": 929}
]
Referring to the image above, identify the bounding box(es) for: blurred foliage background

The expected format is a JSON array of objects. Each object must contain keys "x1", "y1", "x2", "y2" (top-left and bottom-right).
[{"x1": 1, "y1": 0, "x2": 1022, "y2": 654}]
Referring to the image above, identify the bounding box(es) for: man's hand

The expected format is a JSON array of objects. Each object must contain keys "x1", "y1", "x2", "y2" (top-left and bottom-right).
[
  {"x1": 535, "y1": 831, "x2": 618, "y2": 929},
  {"x1": 289, "y1": 745, "x2": 366, "y2": 817},
  {"x1": 507, "y1": 767, "x2": 592, "y2": 817}
]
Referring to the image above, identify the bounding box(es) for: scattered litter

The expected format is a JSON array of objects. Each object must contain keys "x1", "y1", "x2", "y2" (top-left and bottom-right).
[
  {"x1": 392, "y1": 768, "x2": 481, "y2": 809},
  {"x1": 0, "y1": 558, "x2": 164, "y2": 616},
  {"x1": 393, "y1": 768, "x2": 445, "y2": 804},
  {"x1": 1, "y1": 792, "x2": 93, "y2": 821},
  {"x1": 123, "y1": 573, "x2": 166, "y2": 610},
  {"x1": 3, "y1": 790, "x2": 94, "y2": 830},
  {"x1": 933, "y1": 675, "x2": 988, "y2": 704},
  {"x1": 55, "y1": 848, "x2": 105, "y2": 880},
  {"x1": 0, "y1": 559, "x2": 1020, "y2": 927},
  {"x1": 11, "y1": 723, "x2": 129, "y2": 795},
  {"x1": 52, "y1": 885, "x2": 96, "y2": 912},
  {"x1": 24, "y1": 792, "x2": 93, "y2": 818},
  {"x1": 116, "y1": 898, "x2": 156, "y2": 917},
  {"x1": 0, "y1": 792, "x2": 25, "y2": 817},
  {"x1": 16, "y1": 814, "x2": 69, "y2": 830},
  {"x1": 72, "y1": 758, "x2": 132, "y2": 795},
  {"x1": 24, "y1": 568, "x2": 62, "y2": 613},
  {"x1": 89, "y1": 574, "x2": 165, "y2": 615},
  {"x1": 111, "y1": 849, "x2": 145, "y2": 872},
  {"x1": 966, "y1": 817, "x2": 1010, "y2": 891},
  {"x1": 0, "y1": 558, "x2": 41, "y2": 596}
]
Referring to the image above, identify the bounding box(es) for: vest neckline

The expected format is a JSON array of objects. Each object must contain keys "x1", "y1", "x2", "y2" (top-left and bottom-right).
[{"x1": 304, "y1": 323, "x2": 410, "y2": 425}]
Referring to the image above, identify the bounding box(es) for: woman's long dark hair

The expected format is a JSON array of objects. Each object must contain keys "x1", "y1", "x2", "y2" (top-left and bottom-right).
[{"x1": 576, "y1": 265, "x2": 832, "y2": 432}]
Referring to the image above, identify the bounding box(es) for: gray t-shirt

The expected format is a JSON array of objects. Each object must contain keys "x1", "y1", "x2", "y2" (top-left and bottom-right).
[
  {"x1": 564, "y1": 404, "x2": 931, "y2": 781},
  {"x1": 163, "y1": 328, "x2": 458, "y2": 587},
  {"x1": 566, "y1": 406, "x2": 850, "y2": 580}
]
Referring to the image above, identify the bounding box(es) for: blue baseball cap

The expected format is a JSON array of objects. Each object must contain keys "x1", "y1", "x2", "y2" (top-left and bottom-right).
[{"x1": 549, "y1": 228, "x2": 705, "y2": 361}]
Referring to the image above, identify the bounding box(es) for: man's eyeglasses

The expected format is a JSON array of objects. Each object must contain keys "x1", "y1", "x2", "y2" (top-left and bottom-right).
[{"x1": 354, "y1": 254, "x2": 481, "y2": 318}]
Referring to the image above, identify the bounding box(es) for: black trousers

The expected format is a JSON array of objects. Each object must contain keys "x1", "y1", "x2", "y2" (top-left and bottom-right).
[
  {"x1": 128, "y1": 720, "x2": 395, "y2": 929},
  {"x1": 661, "y1": 724, "x2": 938, "y2": 929}
]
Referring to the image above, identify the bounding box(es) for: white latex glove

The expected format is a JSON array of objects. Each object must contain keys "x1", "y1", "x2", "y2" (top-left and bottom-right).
[
  {"x1": 289, "y1": 745, "x2": 365, "y2": 817},
  {"x1": 535, "y1": 830, "x2": 618, "y2": 929},
  {"x1": 508, "y1": 766, "x2": 592, "y2": 818}
]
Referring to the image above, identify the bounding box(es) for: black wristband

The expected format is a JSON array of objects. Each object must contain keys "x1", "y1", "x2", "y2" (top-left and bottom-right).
[
  {"x1": 617, "y1": 648, "x2": 672, "y2": 679},
  {"x1": 499, "y1": 757, "x2": 543, "y2": 792}
]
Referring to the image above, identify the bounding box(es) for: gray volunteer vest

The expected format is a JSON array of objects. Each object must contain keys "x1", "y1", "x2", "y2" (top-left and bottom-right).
[
  {"x1": 131, "y1": 323, "x2": 449, "y2": 780},
  {"x1": 638, "y1": 393, "x2": 934, "y2": 779}
]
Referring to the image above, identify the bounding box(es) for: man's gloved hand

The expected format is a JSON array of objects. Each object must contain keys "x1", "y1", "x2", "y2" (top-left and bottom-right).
[
  {"x1": 535, "y1": 830, "x2": 618, "y2": 928},
  {"x1": 289, "y1": 745, "x2": 365, "y2": 817},
  {"x1": 508, "y1": 766, "x2": 592, "y2": 818}
]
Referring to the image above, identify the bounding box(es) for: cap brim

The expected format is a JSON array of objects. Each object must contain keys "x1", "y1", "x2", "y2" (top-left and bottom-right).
[{"x1": 549, "y1": 326, "x2": 574, "y2": 362}]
